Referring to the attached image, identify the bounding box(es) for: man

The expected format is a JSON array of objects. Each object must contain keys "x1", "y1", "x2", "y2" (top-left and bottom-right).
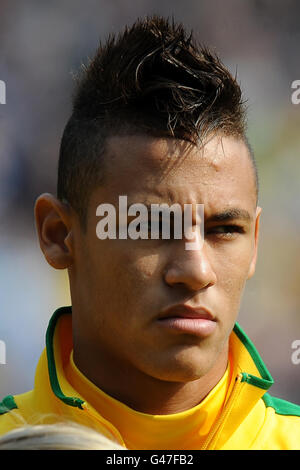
[{"x1": 0, "y1": 16, "x2": 299, "y2": 450}]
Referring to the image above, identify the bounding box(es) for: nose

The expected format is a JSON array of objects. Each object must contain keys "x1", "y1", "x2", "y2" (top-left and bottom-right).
[{"x1": 164, "y1": 227, "x2": 217, "y2": 292}]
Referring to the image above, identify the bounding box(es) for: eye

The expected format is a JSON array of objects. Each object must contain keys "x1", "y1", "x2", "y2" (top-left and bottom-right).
[{"x1": 206, "y1": 225, "x2": 245, "y2": 239}]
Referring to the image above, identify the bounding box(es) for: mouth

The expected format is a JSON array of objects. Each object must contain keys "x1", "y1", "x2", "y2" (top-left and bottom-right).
[{"x1": 156, "y1": 304, "x2": 217, "y2": 337}]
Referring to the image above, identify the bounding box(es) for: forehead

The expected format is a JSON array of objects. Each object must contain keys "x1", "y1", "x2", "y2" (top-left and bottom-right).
[{"x1": 98, "y1": 133, "x2": 256, "y2": 213}]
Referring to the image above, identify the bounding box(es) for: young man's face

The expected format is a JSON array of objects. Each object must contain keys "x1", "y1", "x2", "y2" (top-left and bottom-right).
[{"x1": 68, "y1": 133, "x2": 261, "y2": 383}]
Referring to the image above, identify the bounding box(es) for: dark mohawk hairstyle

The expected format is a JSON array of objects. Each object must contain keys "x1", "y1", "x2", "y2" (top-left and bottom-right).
[{"x1": 58, "y1": 16, "x2": 254, "y2": 225}]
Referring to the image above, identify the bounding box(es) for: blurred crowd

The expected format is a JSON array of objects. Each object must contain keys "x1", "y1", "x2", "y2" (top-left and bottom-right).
[{"x1": 0, "y1": 0, "x2": 299, "y2": 404}]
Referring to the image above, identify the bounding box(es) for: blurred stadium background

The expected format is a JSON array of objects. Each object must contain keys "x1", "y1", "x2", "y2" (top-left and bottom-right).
[{"x1": 0, "y1": 0, "x2": 299, "y2": 404}]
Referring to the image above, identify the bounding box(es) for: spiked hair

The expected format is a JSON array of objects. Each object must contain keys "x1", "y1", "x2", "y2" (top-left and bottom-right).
[{"x1": 57, "y1": 16, "x2": 257, "y2": 224}]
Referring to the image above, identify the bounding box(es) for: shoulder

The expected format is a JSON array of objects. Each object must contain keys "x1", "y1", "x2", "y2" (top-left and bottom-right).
[
  {"x1": 262, "y1": 392, "x2": 300, "y2": 418},
  {"x1": 0, "y1": 392, "x2": 34, "y2": 437},
  {"x1": 259, "y1": 392, "x2": 300, "y2": 449},
  {"x1": 0, "y1": 395, "x2": 22, "y2": 436},
  {"x1": 0, "y1": 395, "x2": 18, "y2": 416}
]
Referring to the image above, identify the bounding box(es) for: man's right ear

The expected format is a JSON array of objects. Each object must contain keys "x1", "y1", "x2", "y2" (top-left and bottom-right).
[{"x1": 34, "y1": 193, "x2": 74, "y2": 269}]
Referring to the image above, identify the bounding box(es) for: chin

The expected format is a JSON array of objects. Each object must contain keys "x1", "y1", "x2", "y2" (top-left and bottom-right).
[
  {"x1": 145, "y1": 350, "x2": 216, "y2": 383},
  {"x1": 152, "y1": 365, "x2": 211, "y2": 383}
]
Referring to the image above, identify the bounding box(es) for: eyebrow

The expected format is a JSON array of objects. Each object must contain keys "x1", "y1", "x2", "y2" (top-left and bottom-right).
[
  {"x1": 136, "y1": 203, "x2": 252, "y2": 222},
  {"x1": 206, "y1": 208, "x2": 252, "y2": 223}
]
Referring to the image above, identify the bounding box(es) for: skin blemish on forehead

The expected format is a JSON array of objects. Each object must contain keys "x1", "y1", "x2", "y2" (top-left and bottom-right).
[{"x1": 106, "y1": 133, "x2": 253, "y2": 186}]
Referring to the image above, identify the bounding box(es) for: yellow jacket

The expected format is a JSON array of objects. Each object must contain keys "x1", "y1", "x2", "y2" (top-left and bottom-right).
[{"x1": 1, "y1": 306, "x2": 300, "y2": 449}]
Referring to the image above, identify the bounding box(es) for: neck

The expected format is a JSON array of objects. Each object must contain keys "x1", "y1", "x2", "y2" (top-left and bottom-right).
[{"x1": 73, "y1": 341, "x2": 229, "y2": 415}]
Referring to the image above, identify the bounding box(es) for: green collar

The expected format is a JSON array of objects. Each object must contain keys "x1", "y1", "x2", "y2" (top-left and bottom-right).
[
  {"x1": 233, "y1": 322, "x2": 273, "y2": 390},
  {"x1": 46, "y1": 306, "x2": 84, "y2": 409}
]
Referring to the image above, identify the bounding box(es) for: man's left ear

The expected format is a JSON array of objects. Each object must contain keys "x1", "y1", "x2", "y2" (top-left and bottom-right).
[{"x1": 247, "y1": 206, "x2": 262, "y2": 280}]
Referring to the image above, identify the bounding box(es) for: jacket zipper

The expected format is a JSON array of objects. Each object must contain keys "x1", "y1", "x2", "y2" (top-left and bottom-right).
[{"x1": 200, "y1": 373, "x2": 244, "y2": 450}]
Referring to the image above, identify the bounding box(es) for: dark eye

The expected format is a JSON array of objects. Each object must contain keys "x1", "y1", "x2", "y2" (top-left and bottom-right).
[{"x1": 206, "y1": 225, "x2": 245, "y2": 239}]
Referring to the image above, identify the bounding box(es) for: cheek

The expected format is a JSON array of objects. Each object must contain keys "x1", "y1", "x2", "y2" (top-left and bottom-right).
[
  {"x1": 86, "y1": 240, "x2": 162, "y2": 303},
  {"x1": 131, "y1": 252, "x2": 161, "y2": 281},
  {"x1": 74, "y1": 235, "x2": 122, "y2": 305},
  {"x1": 215, "y1": 242, "x2": 253, "y2": 300},
  {"x1": 115, "y1": 251, "x2": 162, "y2": 307},
  {"x1": 221, "y1": 275, "x2": 246, "y2": 301}
]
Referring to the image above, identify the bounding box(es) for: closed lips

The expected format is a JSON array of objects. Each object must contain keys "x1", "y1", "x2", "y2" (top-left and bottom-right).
[{"x1": 158, "y1": 305, "x2": 215, "y2": 321}]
